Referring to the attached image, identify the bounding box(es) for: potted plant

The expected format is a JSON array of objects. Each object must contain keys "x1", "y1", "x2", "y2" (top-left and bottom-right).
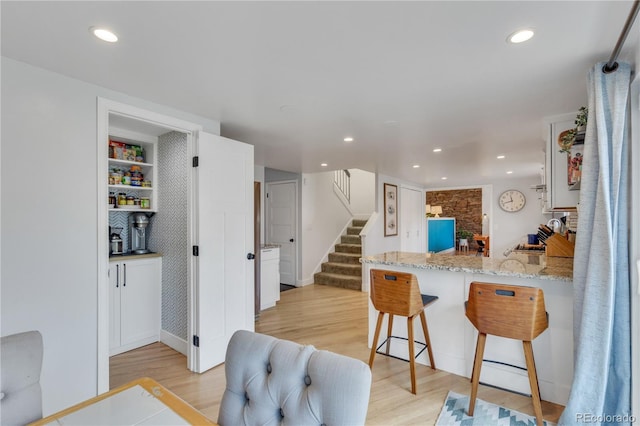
[
  {"x1": 457, "y1": 229, "x2": 474, "y2": 246},
  {"x1": 575, "y1": 106, "x2": 588, "y2": 132},
  {"x1": 559, "y1": 107, "x2": 588, "y2": 154}
]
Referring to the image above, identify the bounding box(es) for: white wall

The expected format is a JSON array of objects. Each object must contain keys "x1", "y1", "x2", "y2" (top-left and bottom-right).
[
  {"x1": 300, "y1": 171, "x2": 353, "y2": 284},
  {"x1": 0, "y1": 57, "x2": 220, "y2": 415},
  {"x1": 348, "y1": 169, "x2": 375, "y2": 217},
  {"x1": 362, "y1": 173, "x2": 426, "y2": 258},
  {"x1": 490, "y1": 176, "x2": 549, "y2": 257}
]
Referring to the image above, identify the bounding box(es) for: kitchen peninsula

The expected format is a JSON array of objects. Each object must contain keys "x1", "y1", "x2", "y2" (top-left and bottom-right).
[{"x1": 361, "y1": 252, "x2": 573, "y2": 405}]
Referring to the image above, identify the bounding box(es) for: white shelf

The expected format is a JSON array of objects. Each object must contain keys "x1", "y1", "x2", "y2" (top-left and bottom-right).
[
  {"x1": 109, "y1": 184, "x2": 153, "y2": 191},
  {"x1": 109, "y1": 208, "x2": 155, "y2": 213},
  {"x1": 108, "y1": 158, "x2": 153, "y2": 167}
]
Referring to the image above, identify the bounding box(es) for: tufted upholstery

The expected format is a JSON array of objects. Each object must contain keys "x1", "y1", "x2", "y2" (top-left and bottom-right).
[
  {"x1": 1, "y1": 330, "x2": 43, "y2": 426},
  {"x1": 218, "y1": 330, "x2": 372, "y2": 426}
]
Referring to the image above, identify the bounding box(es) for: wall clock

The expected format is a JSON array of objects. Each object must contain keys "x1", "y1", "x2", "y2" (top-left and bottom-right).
[{"x1": 498, "y1": 189, "x2": 526, "y2": 212}]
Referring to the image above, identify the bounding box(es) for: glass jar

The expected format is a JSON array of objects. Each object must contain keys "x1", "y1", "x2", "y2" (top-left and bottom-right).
[
  {"x1": 118, "y1": 193, "x2": 127, "y2": 206},
  {"x1": 141, "y1": 197, "x2": 150, "y2": 209},
  {"x1": 126, "y1": 196, "x2": 135, "y2": 205}
]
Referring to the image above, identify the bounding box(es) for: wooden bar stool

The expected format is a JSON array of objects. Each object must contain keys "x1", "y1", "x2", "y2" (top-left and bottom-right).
[
  {"x1": 465, "y1": 281, "x2": 548, "y2": 426},
  {"x1": 368, "y1": 269, "x2": 437, "y2": 394}
]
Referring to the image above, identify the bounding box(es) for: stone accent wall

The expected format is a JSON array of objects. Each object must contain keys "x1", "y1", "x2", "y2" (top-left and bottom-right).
[{"x1": 427, "y1": 188, "x2": 482, "y2": 248}]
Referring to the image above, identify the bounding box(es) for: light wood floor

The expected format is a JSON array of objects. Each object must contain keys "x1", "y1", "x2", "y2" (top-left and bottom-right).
[{"x1": 110, "y1": 284, "x2": 564, "y2": 424}]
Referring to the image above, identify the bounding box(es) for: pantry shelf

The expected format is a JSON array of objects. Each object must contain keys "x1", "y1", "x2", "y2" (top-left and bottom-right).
[
  {"x1": 109, "y1": 184, "x2": 153, "y2": 191},
  {"x1": 108, "y1": 158, "x2": 153, "y2": 167}
]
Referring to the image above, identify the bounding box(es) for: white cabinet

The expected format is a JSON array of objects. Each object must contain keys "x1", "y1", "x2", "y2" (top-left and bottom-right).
[
  {"x1": 108, "y1": 128, "x2": 158, "y2": 212},
  {"x1": 260, "y1": 247, "x2": 280, "y2": 310},
  {"x1": 544, "y1": 113, "x2": 581, "y2": 211},
  {"x1": 109, "y1": 256, "x2": 162, "y2": 356}
]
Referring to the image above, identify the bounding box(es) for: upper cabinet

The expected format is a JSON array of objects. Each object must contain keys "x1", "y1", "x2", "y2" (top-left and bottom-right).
[
  {"x1": 108, "y1": 127, "x2": 158, "y2": 212},
  {"x1": 543, "y1": 113, "x2": 582, "y2": 212}
]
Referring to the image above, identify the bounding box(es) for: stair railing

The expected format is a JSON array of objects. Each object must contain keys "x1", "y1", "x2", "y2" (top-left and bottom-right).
[{"x1": 334, "y1": 169, "x2": 351, "y2": 203}]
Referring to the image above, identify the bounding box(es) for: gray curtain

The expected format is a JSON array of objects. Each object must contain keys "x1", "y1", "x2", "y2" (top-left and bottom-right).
[{"x1": 560, "y1": 61, "x2": 631, "y2": 425}]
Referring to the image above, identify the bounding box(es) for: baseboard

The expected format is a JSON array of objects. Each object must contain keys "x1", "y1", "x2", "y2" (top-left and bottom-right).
[
  {"x1": 161, "y1": 330, "x2": 188, "y2": 356},
  {"x1": 297, "y1": 278, "x2": 314, "y2": 286}
]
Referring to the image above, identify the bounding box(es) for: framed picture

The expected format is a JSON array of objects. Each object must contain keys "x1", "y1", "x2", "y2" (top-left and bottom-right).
[
  {"x1": 567, "y1": 139, "x2": 583, "y2": 191},
  {"x1": 384, "y1": 183, "x2": 398, "y2": 236}
]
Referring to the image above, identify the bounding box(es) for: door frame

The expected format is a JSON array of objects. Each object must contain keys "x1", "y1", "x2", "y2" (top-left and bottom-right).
[
  {"x1": 265, "y1": 180, "x2": 298, "y2": 286},
  {"x1": 96, "y1": 98, "x2": 202, "y2": 393}
]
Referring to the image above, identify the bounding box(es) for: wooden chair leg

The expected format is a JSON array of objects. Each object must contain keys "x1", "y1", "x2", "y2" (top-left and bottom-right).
[
  {"x1": 523, "y1": 341, "x2": 544, "y2": 426},
  {"x1": 369, "y1": 311, "x2": 384, "y2": 368},
  {"x1": 385, "y1": 314, "x2": 394, "y2": 355},
  {"x1": 419, "y1": 311, "x2": 436, "y2": 370},
  {"x1": 468, "y1": 333, "x2": 486, "y2": 416},
  {"x1": 407, "y1": 316, "x2": 417, "y2": 394}
]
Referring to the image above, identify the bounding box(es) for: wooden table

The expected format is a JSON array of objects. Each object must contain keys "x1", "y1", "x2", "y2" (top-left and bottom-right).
[{"x1": 30, "y1": 377, "x2": 216, "y2": 425}]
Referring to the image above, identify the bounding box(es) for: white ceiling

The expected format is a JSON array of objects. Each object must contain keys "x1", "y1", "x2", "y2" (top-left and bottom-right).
[{"x1": 2, "y1": 1, "x2": 637, "y2": 186}]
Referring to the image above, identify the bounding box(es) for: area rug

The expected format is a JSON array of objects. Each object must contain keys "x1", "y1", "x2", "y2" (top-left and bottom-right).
[{"x1": 436, "y1": 391, "x2": 555, "y2": 426}]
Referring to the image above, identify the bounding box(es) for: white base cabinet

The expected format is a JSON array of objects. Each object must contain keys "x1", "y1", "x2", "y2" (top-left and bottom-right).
[
  {"x1": 260, "y1": 247, "x2": 280, "y2": 310},
  {"x1": 109, "y1": 256, "x2": 162, "y2": 356}
]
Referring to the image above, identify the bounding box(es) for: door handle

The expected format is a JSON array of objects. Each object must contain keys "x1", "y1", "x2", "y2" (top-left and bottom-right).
[
  {"x1": 247, "y1": 253, "x2": 255, "y2": 260},
  {"x1": 290, "y1": 238, "x2": 294, "y2": 243},
  {"x1": 123, "y1": 263, "x2": 126, "y2": 287},
  {"x1": 116, "y1": 264, "x2": 119, "y2": 288}
]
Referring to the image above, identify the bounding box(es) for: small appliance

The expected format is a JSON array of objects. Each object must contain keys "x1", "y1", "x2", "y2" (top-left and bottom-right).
[
  {"x1": 109, "y1": 227, "x2": 123, "y2": 255},
  {"x1": 129, "y1": 213, "x2": 150, "y2": 254}
]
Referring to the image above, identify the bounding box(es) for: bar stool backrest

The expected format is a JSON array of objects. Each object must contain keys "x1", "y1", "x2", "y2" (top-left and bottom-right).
[
  {"x1": 370, "y1": 269, "x2": 424, "y2": 317},
  {"x1": 466, "y1": 281, "x2": 548, "y2": 341}
]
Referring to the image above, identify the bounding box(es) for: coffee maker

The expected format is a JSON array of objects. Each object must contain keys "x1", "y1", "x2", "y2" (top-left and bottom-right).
[{"x1": 129, "y1": 213, "x2": 150, "y2": 254}]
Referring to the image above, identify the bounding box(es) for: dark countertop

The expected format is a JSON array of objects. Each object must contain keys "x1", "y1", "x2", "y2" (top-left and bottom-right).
[{"x1": 109, "y1": 252, "x2": 162, "y2": 261}]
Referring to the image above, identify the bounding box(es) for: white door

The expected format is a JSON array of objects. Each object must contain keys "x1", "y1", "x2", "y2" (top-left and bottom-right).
[
  {"x1": 400, "y1": 187, "x2": 424, "y2": 252},
  {"x1": 266, "y1": 181, "x2": 297, "y2": 285},
  {"x1": 192, "y1": 132, "x2": 254, "y2": 373}
]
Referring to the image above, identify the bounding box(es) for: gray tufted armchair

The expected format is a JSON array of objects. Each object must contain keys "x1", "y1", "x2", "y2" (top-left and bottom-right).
[
  {"x1": 1, "y1": 330, "x2": 44, "y2": 426},
  {"x1": 218, "y1": 330, "x2": 372, "y2": 426}
]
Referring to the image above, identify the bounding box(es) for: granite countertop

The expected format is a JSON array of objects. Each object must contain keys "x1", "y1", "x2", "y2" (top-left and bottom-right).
[
  {"x1": 109, "y1": 252, "x2": 163, "y2": 261},
  {"x1": 360, "y1": 251, "x2": 573, "y2": 282}
]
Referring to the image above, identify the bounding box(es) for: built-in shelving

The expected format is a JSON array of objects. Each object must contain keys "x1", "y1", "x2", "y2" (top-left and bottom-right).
[{"x1": 108, "y1": 128, "x2": 158, "y2": 212}]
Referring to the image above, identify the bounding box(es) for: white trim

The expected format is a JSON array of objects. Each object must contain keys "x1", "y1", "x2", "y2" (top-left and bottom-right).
[
  {"x1": 97, "y1": 98, "x2": 202, "y2": 392},
  {"x1": 332, "y1": 182, "x2": 353, "y2": 215},
  {"x1": 161, "y1": 330, "x2": 188, "y2": 356},
  {"x1": 265, "y1": 180, "x2": 299, "y2": 286}
]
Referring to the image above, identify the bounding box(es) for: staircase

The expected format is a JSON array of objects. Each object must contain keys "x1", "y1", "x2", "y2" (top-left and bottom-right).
[{"x1": 314, "y1": 219, "x2": 367, "y2": 291}]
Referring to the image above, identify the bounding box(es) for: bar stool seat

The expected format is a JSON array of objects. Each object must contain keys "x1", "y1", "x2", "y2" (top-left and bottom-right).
[
  {"x1": 368, "y1": 269, "x2": 437, "y2": 394},
  {"x1": 465, "y1": 281, "x2": 549, "y2": 426}
]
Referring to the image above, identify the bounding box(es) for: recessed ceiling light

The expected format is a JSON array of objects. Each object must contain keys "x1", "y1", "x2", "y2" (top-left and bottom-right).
[
  {"x1": 433, "y1": 148, "x2": 442, "y2": 153},
  {"x1": 497, "y1": 155, "x2": 506, "y2": 159},
  {"x1": 412, "y1": 164, "x2": 420, "y2": 169},
  {"x1": 90, "y1": 27, "x2": 118, "y2": 43},
  {"x1": 508, "y1": 29, "x2": 534, "y2": 44},
  {"x1": 321, "y1": 163, "x2": 328, "y2": 167},
  {"x1": 506, "y1": 170, "x2": 514, "y2": 174},
  {"x1": 441, "y1": 177, "x2": 448, "y2": 180},
  {"x1": 343, "y1": 137, "x2": 354, "y2": 142}
]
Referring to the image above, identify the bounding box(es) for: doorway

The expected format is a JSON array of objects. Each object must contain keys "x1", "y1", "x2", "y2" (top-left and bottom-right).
[
  {"x1": 97, "y1": 98, "x2": 203, "y2": 392},
  {"x1": 265, "y1": 181, "x2": 297, "y2": 286}
]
